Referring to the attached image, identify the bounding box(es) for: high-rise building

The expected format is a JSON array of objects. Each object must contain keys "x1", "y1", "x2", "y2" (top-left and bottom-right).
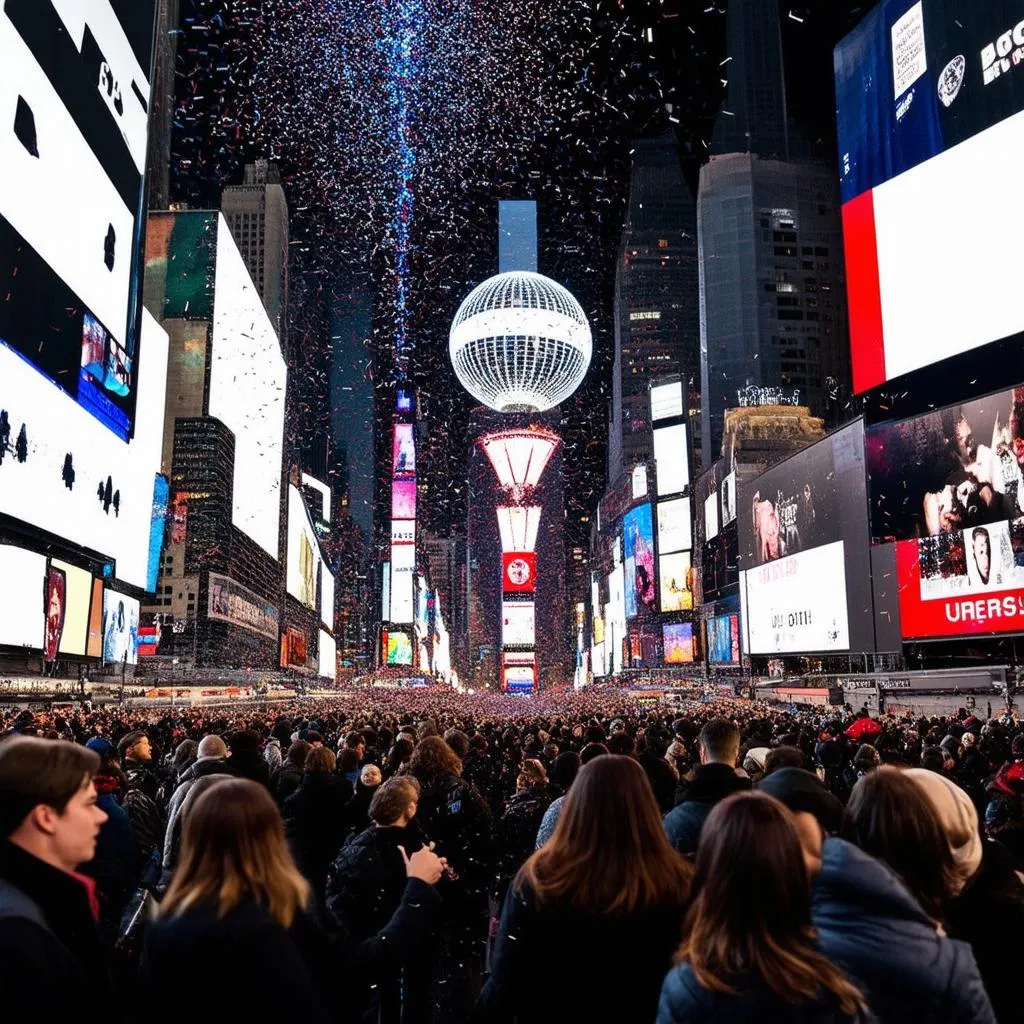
[
  {"x1": 145, "y1": 0, "x2": 181, "y2": 211},
  {"x1": 609, "y1": 133, "x2": 700, "y2": 477},
  {"x1": 222, "y1": 161, "x2": 290, "y2": 344},
  {"x1": 697, "y1": 0, "x2": 849, "y2": 465}
]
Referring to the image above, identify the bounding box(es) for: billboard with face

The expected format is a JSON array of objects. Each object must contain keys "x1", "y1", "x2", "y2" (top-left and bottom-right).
[{"x1": 623, "y1": 504, "x2": 656, "y2": 619}]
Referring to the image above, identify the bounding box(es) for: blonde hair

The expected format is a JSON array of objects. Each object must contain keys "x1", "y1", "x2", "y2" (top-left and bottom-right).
[{"x1": 160, "y1": 778, "x2": 309, "y2": 929}]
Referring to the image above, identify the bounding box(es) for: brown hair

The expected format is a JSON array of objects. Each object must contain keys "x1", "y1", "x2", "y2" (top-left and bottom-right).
[
  {"x1": 843, "y1": 766, "x2": 958, "y2": 921},
  {"x1": 304, "y1": 747, "x2": 336, "y2": 774},
  {"x1": 404, "y1": 735, "x2": 462, "y2": 782},
  {"x1": 679, "y1": 792, "x2": 863, "y2": 1016},
  {"x1": 0, "y1": 737, "x2": 98, "y2": 837},
  {"x1": 160, "y1": 778, "x2": 309, "y2": 928},
  {"x1": 370, "y1": 776, "x2": 420, "y2": 825},
  {"x1": 519, "y1": 755, "x2": 691, "y2": 915}
]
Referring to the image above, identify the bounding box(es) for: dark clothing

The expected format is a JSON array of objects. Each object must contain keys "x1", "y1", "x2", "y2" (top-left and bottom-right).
[
  {"x1": 663, "y1": 763, "x2": 750, "y2": 855},
  {"x1": 639, "y1": 752, "x2": 678, "y2": 814},
  {"x1": 0, "y1": 841, "x2": 112, "y2": 1024},
  {"x1": 945, "y1": 838, "x2": 1024, "y2": 1024},
  {"x1": 658, "y1": 967, "x2": 858, "y2": 1024},
  {"x1": 494, "y1": 784, "x2": 554, "y2": 897},
  {"x1": 283, "y1": 772, "x2": 352, "y2": 902},
  {"x1": 812, "y1": 838, "x2": 995, "y2": 1024},
  {"x1": 81, "y1": 782, "x2": 139, "y2": 938},
  {"x1": 225, "y1": 749, "x2": 272, "y2": 790},
  {"x1": 124, "y1": 758, "x2": 162, "y2": 804},
  {"x1": 345, "y1": 780, "x2": 377, "y2": 837},
  {"x1": 477, "y1": 878, "x2": 687, "y2": 1023},
  {"x1": 276, "y1": 759, "x2": 304, "y2": 804}
]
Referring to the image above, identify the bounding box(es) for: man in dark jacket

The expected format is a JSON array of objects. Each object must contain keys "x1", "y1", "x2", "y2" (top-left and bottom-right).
[
  {"x1": 0, "y1": 736, "x2": 112, "y2": 1023},
  {"x1": 663, "y1": 719, "x2": 749, "y2": 855},
  {"x1": 637, "y1": 726, "x2": 679, "y2": 814},
  {"x1": 225, "y1": 729, "x2": 271, "y2": 789},
  {"x1": 118, "y1": 730, "x2": 162, "y2": 803},
  {"x1": 494, "y1": 760, "x2": 553, "y2": 899},
  {"x1": 275, "y1": 739, "x2": 311, "y2": 805}
]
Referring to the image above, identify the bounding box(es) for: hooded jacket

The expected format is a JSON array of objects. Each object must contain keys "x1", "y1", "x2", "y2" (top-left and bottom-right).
[
  {"x1": 811, "y1": 838, "x2": 996, "y2": 1024},
  {"x1": 663, "y1": 763, "x2": 751, "y2": 856}
]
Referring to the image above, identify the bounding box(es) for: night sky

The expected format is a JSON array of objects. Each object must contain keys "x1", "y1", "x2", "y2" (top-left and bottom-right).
[{"x1": 169, "y1": 0, "x2": 871, "y2": 551}]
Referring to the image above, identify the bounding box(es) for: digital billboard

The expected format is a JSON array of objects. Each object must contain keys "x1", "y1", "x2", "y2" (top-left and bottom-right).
[
  {"x1": 321, "y1": 567, "x2": 334, "y2": 629},
  {"x1": 287, "y1": 485, "x2": 321, "y2": 611},
  {"x1": 721, "y1": 472, "x2": 737, "y2": 526},
  {"x1": 653, "y1": 424, "x2": 689, "y2": 496},
  {"x1": 835, "y1": 0, "x2": 1024, "y2": 392},
  {"x1": 386, "y1": 629, "x2": 412, "y2": 666},
  {"x1": 389, "y1": 543, "x2": 415, "y2": 624},
  {"x1": 0, "y1": 1, "x2": 156, "y2": 441},
  {"x1": 631, "y1": 464, "x2": 648, "y2": 499},
  {"x1": 381, "y1": 562, "x2": 391, "y2": 622},
  {"x1": 208, "y1": 573, "x2": 279, "y2": 640},
  {"x1": 147, "y1": 474, "x2": 169, "y2": 593},
  {"x1": 867, "y1": 386, "x2": 1024, "y2": 638},
  {"x1": 209, "y1": 217, "x2": 286, "y2": 559},
  {"x1": 663, "y1": 622, "x2": 695, "y2": 664},
  {"x1": 503, "y1": 666, "x2": 535, "y2": 693},
  {"x1": 650, "y1": 380, "x2": 685, "y2": 422},
  {"x1": 87, "y1": 578, "x2": 104, "y2": 657},
  {"x1": 393, "y1": 424, "x2": 416, "y2": 476},
  {"x1": 607, "y1": 565, "x2": 626, "y2": 673},
  {"x1": 502, "y1": 602, "x2": 535, "y2": 647},
  {"x1": 659, "y1": 552, "x2": 693, "y2": 613},
  {"x1": 0, "y1": 545, "x2": 45, "y2": 649},
  {"x1": 705, "y1": 492, "x2": 719, "y2": 543},
  {"x1": 623, "y1": 504, "x2": 656, "y2": 619},
  {"x1": 657, "y1": 499, "x2": 692, "y2": 555},
  {"x1": 392, "y1": 478, "x2": 417, "y2": 521},
  {"x1": 51, "y1": 558, "x2": 91, "y2": 656},
  {"x1": 318, "y1": 630, "x2": 336, "y2": 679},
  {"x1": 503, "y1": 552, "x2": 537, "y2": 594},
  {"x1": 102, "y1": 590, "x2": 139, "y2": 666},
  {"x1": 707, "y1": 613, "x2": 741, "y2": 666}
]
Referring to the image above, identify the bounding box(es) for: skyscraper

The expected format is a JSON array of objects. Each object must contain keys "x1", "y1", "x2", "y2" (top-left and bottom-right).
[
  {"x1": 145, "y1": 0, "x2": 181, "y2": 211},
  {"x1": 697, "y1": 0, "x2": 849, "y2": 464},
  {"x1": 609, "y1": 133, "x2": 700, "y2": 477},
  {"x1": 222, "y1": 160, "x2": 290, "y2": 344}
]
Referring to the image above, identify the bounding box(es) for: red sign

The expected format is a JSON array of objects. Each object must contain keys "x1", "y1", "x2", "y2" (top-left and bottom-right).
[
  {"x1": 896, "y1": 540, "x2": 1024, "y2": 639},
  {"x1": 503, "y1": 552, "x2": 537, "y2": 594}
]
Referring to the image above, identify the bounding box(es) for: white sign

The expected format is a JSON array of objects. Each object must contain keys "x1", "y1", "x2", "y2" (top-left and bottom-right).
[
  {"x1": 650, "y1": 382, "x2": 684, "y2": 423},
  {"x1": 653, "y1": 424, "x2": 689, "y2": 495},
  {"x1": 502, "y1": 602, "x2": 535, "y2": 646},
  {"x1": 742, "y1": 541, "x2": 851, "y2": 655},
  {"x1": 705, "y1": 492, "x2": 719, "y2": 542},
  {"x1": 892, "y1": 2, "x2": 927, "y2": 99},
  {"x1": 657, "y1": 498, "x2": 692, "y2": 554},
  {"x1": 631, "y1": 464, "x2": 648, "y2": 499}
]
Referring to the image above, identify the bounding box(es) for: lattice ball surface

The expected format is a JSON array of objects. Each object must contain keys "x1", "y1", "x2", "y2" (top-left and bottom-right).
[{"x1": 449, "y1": 271, "x2": 592, "y2": 412}]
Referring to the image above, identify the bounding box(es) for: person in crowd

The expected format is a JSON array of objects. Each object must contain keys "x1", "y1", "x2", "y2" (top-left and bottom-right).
[
  {"x1": 117, "y1": 731, "x2": 164, "y2": 868},
  {"x1": 658, "y1": 791, "x2": 865, "y2": 1023},
  {"x1": 479, "y1": 755, "x2": 691, "y2": 1023},
  {"x1": 167, "y1": 739, "x2": 198, "y2": 789},
  {"x1": 344, "y1": 730, "x2": 367, "y2": 765},
  {"x1": 283, "y1": 747, "x2": 353, "y2": 907},
  {"x1": 493, "y1": 759, "x2": 553, "y2": 902},
  {"x1": 534, "y1": 744, "x2": 601, "y2": 848},
  {"x1": 763, "y1": 744, "x2": 805, "y2": 776},
  {"x1": 276, "y1": 739, "x2": 311, "y2": 804},
  {"x1": 383, "y1": 736, "x2": 415, "y2": 781},
  {"x1": 144, "y1": 777, "x2": 446, "y2": 1021},
  {"x1": 163, "y1": 735, "x2": 232, "y2": 860},
  {"x1": 263, "y1": 735, "x2": 283, "y2": 780},
  {"x1": 347, "y1": 764, "x2": 383, "y2": 836},
  {"x1": 159, "y1": 774, "x2": 230, "y2": 892},
  {"x1": 445, "y1": 728, "x2": 471, "y2": 761},
  {"x1": 339, "y1": 747, "x2": 362, "y2": 789},
  {"x1": 638, "y1": 726, "x2": 679, "y2": 813},
  {"x1": 841, "y1": 744, "x2": 881, "y2": 797},
  {"x1": 740, "y1": 746, "x2": 770, "y2": 783},
  {"x1": 225, "y1": 729, "x2": 271, "y2": 789},
  {"x1": 664, "y1": 719, "x2": 750, "y2": 855},
  {"x1": 0, "y1": 736, "x2": 111, "y2": 1021},
  {"x1": 118, "y1": 731, "x2": 161, "y2": 803}
]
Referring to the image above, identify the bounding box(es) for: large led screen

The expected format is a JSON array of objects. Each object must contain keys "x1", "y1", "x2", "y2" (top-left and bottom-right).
[
  {"x1": 102, "y1": 590, "x2": 139, "y2": 666},
  {"x1": 650, "y1": 381, "x2": 685, "y2": 422},
  {"x1": 707, "y1": 613, "x2": 741, "y2": 666},
  {"x1": 321, "y1": 567, "x2": 334, "y2": 629},
  {"x1": 392, "y1": 478, "x2": 417, "y2": 521},
  {"x1": 318, "y1": 630, "x2": 336, "y2": 680},
  {"x1": 868, "y1": 386, "x2": 1024, "y2": 638},
  {"x1": 658, "y1": 552, "x2": 693, "y2": 612},
  {"x1": 209, "y1": 217, "x2": 286, "y2": 559},
  {"x1": 835, "y1": 0, "x2": 1024, "y2": 392},
  {"x1": 502, "y1": 602, "x2": 535, "y2": 647},
  {"x1": 663, "y1": 623, "x2": 695, "y2": 664},
  {"x1": 623, "y1": 504, "x2": 656, "y2": 619},
  {"x1": 386, "y1": 630, "x2": 412, "y2": 666},
  {"x1": 208, "y1": 573, "x2": 279, "y2": 640},
  {"x1": 393, "y1": 424, "x2": 416, "y2": 476},
  {"x1": 0, "y1": 0, "x2": 156, "y2": 441},
  {"x1": 657, "y1": 499, "x2": 692, "y2": 555},
  {"x1": 503, "y1": 552, "x2": 537, "y2": 594},
  {"x1": 51, "y1": 558, "x2": 91, "y2": 656},
  {"x1": 389, "y1": 544, "x2": 415, "y2": 624},
  {"x1": 287, "y1": 485, "x2": 321, "y2": 611},
  {"x1": 0, "y1": 545, "x2": 46, "y2": 649},
  {"x1": 653, "y1": 424, "x2": 689, "y2": 496}
]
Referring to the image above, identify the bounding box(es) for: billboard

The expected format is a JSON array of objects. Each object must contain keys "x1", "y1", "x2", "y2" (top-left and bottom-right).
[
  {"x1": 209, "y1": 217, "x2": 286, "y2": 558},
  {"x1": 651, "y1": 380, "x2": 685, "y2": 422},
  {"x1": 392, "y1": 478, "x2": 417, "y2": 520},
  {"x1": 623, "y1": 503, "x2": 656, "y2": 619},
  {"x1": 318, "y1": 630, "x2": 336, "y2": 679},
  {"x1": 386, "y1": 629, "x2": 413, "y2": 666},
  {"x1": 393, "y1": 423, "x2": 416, "y2": 476},
  {"x1": 102, "y1": 590, "x2": 139, "y2": 666},
  {"x1": 503, "y1": 552, "x2": 537, "y2": 594},
  {"x1": 381, "y1": 562, "x2": 391, "y2": 622},
  {"x1": 835, "y1": 0, "x2": 1024, "y2": 392},
  {"x1": 659, "y1": 551, "x2": 693, "y2": 613},
  {"x1": 87, "y1": 578, "x2": 104, "y2": 657},
  {"x1": 653, "y1": 424, "x2": 689, "y2": 496},
  {"x1": 707, "y1": 613, "x2": 741, "y2": 666},
  {"x1": 0, "y1": 545, "x2": 46, "y2": 649},
  {"x1": 287, "y1": 485, "x2": 321, "y2": 611},
  {"x1": 321, "y1": 567, "x2": 334, "y2": 629},
  {"x1": 502, "y1": 602, "x2": 535, "y2": 646},
  {"x1": 51, "y1": 558, "x2": 91, "y2": 657},
  {"x1": 867, "y1": 385, "x2": 1024, "y2": 638},
  {"x1": 208, "y1": 573, "x2": 279, "y2": 640},
  {"x1": 503, "y1": 666, "x2": 535, "y2": 693},
  {"x1": 705, "y1": 492, "x2": 719, "y2": 543},
  {"x1": 663, "y1": 622, "x2": 695, "y2": 664},
  {"x1": 391, "y1": 520, "x2": 415, "y2": 545},
  {"x1": 657, "y1": 499, "x2": 692, "y2": 555},
  {"x1": 389, "y1": 543, "x2": 415, "y2": 624}
]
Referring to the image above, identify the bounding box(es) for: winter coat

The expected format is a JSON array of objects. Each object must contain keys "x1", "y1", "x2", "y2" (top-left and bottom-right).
[
  {"x1": 494, "y1": 784, "x2": 554, "y2": 897},
  {"x1": 160, "y1": 768, "x2": 235, "y2": 886},
  {"x1": 658, "y1": 967, "x2": 860, "y2": 1024},
  {"x1": 225, "y1": 748, "x2": 272, "y2": 790},
  {"x1": 812, "y1": 838, "x2": 996, "y2": 1024},
  {"x1": 945, "y1": 838, "x2": 1024, "y2": 1024},
  {"x1": 283, "y1": 772, "x2": 353, "y2": 901},
  {"x1": 81, "y1": 777, "x2": 140, "y2": 937},
  {"x1": 476, "y1": 877, "x2": 687, "y2": 1023},
  {"x1": 638, "y1": 751, "x2": 679, "y2": 814},
  {"x1": 663, "y1": 763, "x2": 751, "y2": 856},
  {"x1": 534, "y1": 794, "x2": 563, "y2": 849},
  {"x1": 263, "y1": 737, "x2": 283, "y2": 778},
  {"x1": 0, "y1": 840, "x2": 113, "y2": 1024},
  {"x1": 275, "y1": 758, "x2": 305, "y2": 805},
  {"x1": 123, "y1": 758, "x2": 162, "y2": 804}
]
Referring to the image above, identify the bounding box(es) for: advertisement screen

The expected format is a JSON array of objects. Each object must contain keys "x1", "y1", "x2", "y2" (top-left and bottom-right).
[
  {"x1": 393, "y1": 424, "x2": 416, "y2": 476},
  {"x1": 663, "y1": 622, "x2": 695, "y2": 664},
  {"x1": 87, "y1": 579, "x2": 104, "y2": 657},
  {"x1": 607, "y1": 566, "x2": 626, "y2": 674},
  {"x1": 705, "y1": 492, "x2": 720, "y2": 542},
  {"x1": 742, "y1": 541, "x2": 851, "y2": 654},
  {"x1": 653, "y1": 424, "x2": 689, "y2": 496},
  {"x1": 381, "y1": 562, "x2": 391, "y2": 622},
  {"x1": 102, "y1": 590, "x2": 139, "y2": 665},
  {"x1": 721, "y1": 472, "x2": 737, "y2": 526},
  {"x1": 657, "y1": 499, "x2": 692, "y2": 555},
  {"x1": 0, "y1": 1, "x2": 155, "y2": 441},
  {"x1": 389, "y1": 543, "x2": 415, "y2": 624},
  {"x1": 835, "y1": 0, "x2": 1024, "y2": 391},
  {"x1": 707, "y1": 613, "x2": 741, "y2": 665},
  {"x1": 146, "y1": 474, "x2": 169, "y2": 593},
  {"x1": 631, "y1": 464, "x2": 648, "y2": 499},
  {"x1": 51, "y1": 558, "x2": 91, "y2": 656},
  {"x1": 391, "y1": 520, "x2": 415, "y2": 545},
  {"x1": 623, "y1": 504, "x2": 656, "y2": 618},
  {"x1": 502, "y1": 602, "x2": 535, "y2": 647},
  {"x1": 392, "y1": 478, "x2": 417, "y2": 521},
  {"x1": 650, "y1": 380, "x2": 685, "y2": 422},
  {"x1": 208, "y1": 573, "x2": 279, "y2": 640},
  {"x1": 503, "y1": 552, "x2": 537, "y2": 594},
  {"x1": 287, "y1": 486, "x2": 322, "y2": 611},
  {"x1": 321, "y1": 567, "x2": 334, "y2": 629},
  {"x1": 0, "y1": 545, "x2": 45, "y2": 649},
  {"x1": 209, "y1": 217, "x2": 286, "y2": 558},
  {"x1": 318, "y1": 630, "x2": 336, "y2": 679},
  {"x1": 659, "y1": 551, "x2": 693, "y2": 612}
]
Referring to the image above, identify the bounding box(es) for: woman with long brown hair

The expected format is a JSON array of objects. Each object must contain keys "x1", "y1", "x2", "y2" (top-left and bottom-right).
[
  {"x1": 142, "y1": 778, "x2": 446, "y2": 1022},
  {"x1": 476, "y1": 754, "x2": 691, "y2": 1023},
  {"x1": 659, "y1": 791, "x2": 864, "y2": 1023}
]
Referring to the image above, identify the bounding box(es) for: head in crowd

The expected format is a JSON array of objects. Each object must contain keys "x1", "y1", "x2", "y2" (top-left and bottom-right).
[
  {"x1": 550, "y1": 751, "x2": 581, "y2": 792},
  {"x1": 0, "y1": 736, "x2": 106, "y2": 872},
  {"x1": 405, "y1": 734, "x2": 463, "y2": 781},
  {"x1": 197, "y1": 735, "x2": 229, "y2": 760},
  {"x1": 763, "y1": 745, "x2": 804, "y2": 776},
  {"x1": 444, "y1": 729, "x2": 470, "y2": 760},
  {"x1": 516, "y1": 759, "x2": 547, "y2": 792},
  {"x1": 699, "y1": 719, "x2": 740, "y2": 767},
  {"x1": 160, "y1": 778, "x2": 309, "y2": 929},
  {"x1": 853, "y1": 744, "x2": 881, "y2": 775},
  {"x1": 678, "y1": 792, "x2": 863, "y2": 1016},
  {"x1": 521, "y1": 755, "x2": 690, "y2": 914},
  {"x1": 344, "y1": 731, "x2": 366, "y2": 760},
  {"x1": 579, "y1": 742, "x2": 608, "y2": 765},
  {"x1": 304, "y1": 747, "x2": 336, "y2": 775},
  {"x1": 360, "y1": 765, "x2": 382, "y2": 789},
  {"x1": 607, "y1": 731, "x2": 636, "y2": 757},
  {"x1": 369, "y1": 776, "x2": 420, "y2": 827},
  {"x1": 172, "y1": 739, "x2": 199, "y2": 773},
  {"x1": 118, "y1": 730, "x2": 151, "y2": 764},
  {"x1": 285, "y1": 739, "x2": 310, "y2": 768},
  {"x1": 757, "y1": 768, "x2": 843, "y2": 874}
]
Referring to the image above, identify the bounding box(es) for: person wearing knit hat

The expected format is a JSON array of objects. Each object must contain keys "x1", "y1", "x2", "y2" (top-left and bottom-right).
[{"x1": 906, "y1": 767, "x2": 1024, "y2": 1024}]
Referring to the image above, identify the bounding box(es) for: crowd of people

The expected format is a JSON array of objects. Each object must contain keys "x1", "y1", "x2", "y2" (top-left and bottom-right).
[{"x1": 1, "y1": 686, "x2": 1024, "y2": 1022}]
